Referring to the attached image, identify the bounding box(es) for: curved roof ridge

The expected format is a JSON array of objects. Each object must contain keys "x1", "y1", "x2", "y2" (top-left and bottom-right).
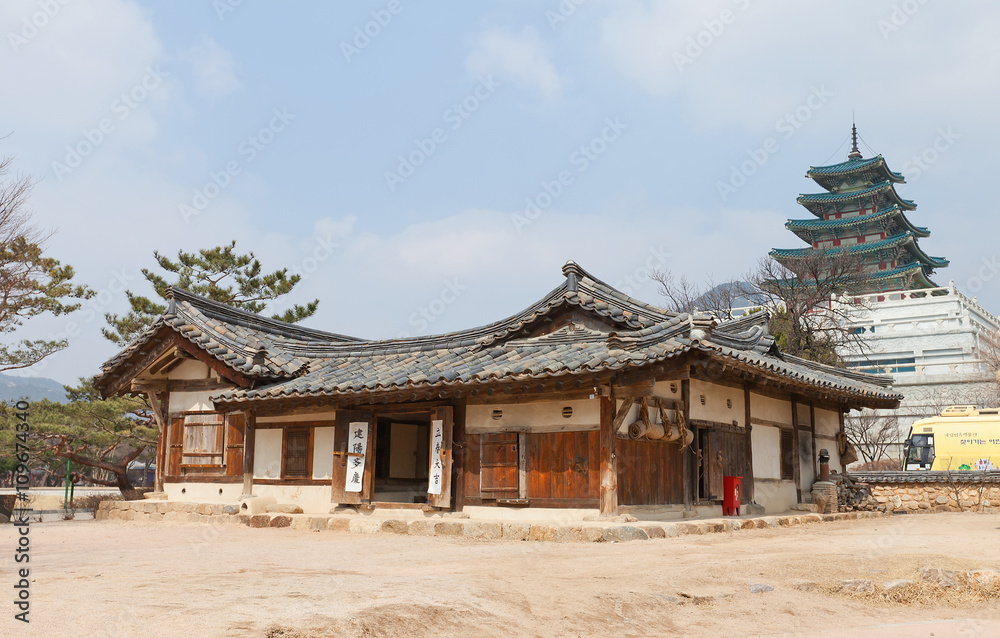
[{"x1": 167, "y1": 287, "x2": 361, "y2": 343}]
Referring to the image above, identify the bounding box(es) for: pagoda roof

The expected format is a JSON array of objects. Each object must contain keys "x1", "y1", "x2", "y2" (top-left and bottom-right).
[
  {"x1": 770, "y1": 231, "x2": 949, "y2": 268},
  {"x1": 806, "y1": 155, "x2": 905, "y2": 187},
  {"x1": 785, "y1": 206, "x2": 929, "y2": 242},
  {"x1": 797, "y1": 181, "x2": 915, "y2": 216},
  {"x1": 864, "y1": 263, "x2": 939, "y2": 290}
]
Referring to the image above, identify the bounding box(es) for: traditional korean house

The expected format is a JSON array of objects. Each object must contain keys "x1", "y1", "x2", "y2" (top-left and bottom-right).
[{"x1": 94, "y1": 261, "x2": 901, "y2": 517}]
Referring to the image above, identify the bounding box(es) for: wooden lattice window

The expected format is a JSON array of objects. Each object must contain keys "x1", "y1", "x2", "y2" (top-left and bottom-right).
[
  {"x1": 780, "y1": 429, "x2": 794, "y2": 481},
  {"x1": 284, "y1": 429, "x2": 310, "y2": 478},
  {"x1": 182, "y1": 413, "x2": 225, "y2": 467}
]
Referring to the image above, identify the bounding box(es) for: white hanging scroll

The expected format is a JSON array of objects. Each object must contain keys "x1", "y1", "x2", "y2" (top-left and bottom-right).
[
  {"x1": 345, "y1": 422, "x2": 369, "y2": 492},
  {"x1": 428, "y1": 419, "x2": 444, "y2": 495}
]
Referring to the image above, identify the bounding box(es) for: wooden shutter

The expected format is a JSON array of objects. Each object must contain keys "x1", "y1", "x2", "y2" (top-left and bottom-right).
[
  {"x1": 168, "y1": 417, "x2": 184, "y2": 476},
  {"x1": 331, "y1": 411, "x2": 372, "y2": 505},
  {"x1": 284, "y1": 428, "x2": 310, "y2": 478},
  {"x1": 225, "y1": 412, "x2": 245, "y2": 476},
  {"x1": 480, "y1": 432, "x2": 519, "y2": 500},
  {"x1": 780, "y1": 429, "x2": 794, "y2": 480},
  {"x1": 427, "y1": 406, "x2": 454, "y2": 509}
]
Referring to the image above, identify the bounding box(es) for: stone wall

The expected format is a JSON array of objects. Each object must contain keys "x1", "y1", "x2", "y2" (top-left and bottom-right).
[{"x1": 852, "y1": 472, "x2": 1000, "y2": 514}]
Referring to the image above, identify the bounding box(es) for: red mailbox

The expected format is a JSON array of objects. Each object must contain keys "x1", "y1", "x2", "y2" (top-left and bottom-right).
[{"x1": 723, "y1": 476, "x2": 742, "y2": 516}]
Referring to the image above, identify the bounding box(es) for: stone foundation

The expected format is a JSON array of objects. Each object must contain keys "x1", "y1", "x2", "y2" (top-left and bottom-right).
[
  {"x1": 95, "y1": 500, "x2": 887, "y2": 542},
  {"x1": 852, "y1": 472, "x2": 1000, "y2": 514}
]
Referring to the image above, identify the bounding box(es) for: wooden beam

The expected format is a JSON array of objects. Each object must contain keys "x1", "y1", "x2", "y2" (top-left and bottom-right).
[
  {"x1": 241, "y1": 408, "x2": 256, "y2": 498},
  {"x1": 599, "y1": 394, "x2": 618, "y2": 516},
  {"x1": 611, "y1": 397, "x2": 634, "y2": 433},
  {"x1": 172, "y1": 334, "x2": 254, "y2": 388},
  {"x1": 743, "y1": 383, "x2": 755, "y2": 504},
  {"x1": 791, "y1": 395, "x2": 802, "y2": 503},
  {"x1": 146, "y1": 390, "x2": 168, "y2": 494},
  {"x1": 809, "y1": 402, "x2": 818, "y2": 481},
  {"x1": 681, "y1": 378, "x2": 692, "y2": 510}
]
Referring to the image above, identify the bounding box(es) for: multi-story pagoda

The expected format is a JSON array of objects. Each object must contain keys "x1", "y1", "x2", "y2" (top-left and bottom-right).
[{"x1": 770, "y1": 126, "x2": 948, "y2": 293}]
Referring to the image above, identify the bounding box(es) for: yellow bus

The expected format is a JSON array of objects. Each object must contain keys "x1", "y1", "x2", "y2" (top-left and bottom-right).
[{"x1": 902, "y1": 406, "x2": 1000, "y2": 471}]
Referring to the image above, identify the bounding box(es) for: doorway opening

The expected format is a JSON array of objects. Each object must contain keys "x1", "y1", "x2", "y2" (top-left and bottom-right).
[{"x1": 373, "y1": 412, "x2": 431, "y2": 503}]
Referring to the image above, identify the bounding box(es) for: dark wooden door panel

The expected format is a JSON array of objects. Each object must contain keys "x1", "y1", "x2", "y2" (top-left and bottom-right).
[
  {"x1": 525, "y1": 431, "x2": 598, "y2": 501},
  {"x1": 480, "y1": 432, "x2": 519, "y2": 499}
]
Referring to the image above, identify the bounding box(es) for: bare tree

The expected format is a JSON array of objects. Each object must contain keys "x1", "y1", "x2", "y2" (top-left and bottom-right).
[
  {"x1": 0, "y1": 153, "x2": 93, "y2": 371},
  {"x1": 843, "y1": 409, "x2": 901, "y2": 468},
  {"x1": 650, "y1": 270, "x2": 756, "y2": 320},
  {"x1": 748, "y1": 252, "x2": 875, "y2": 366}
]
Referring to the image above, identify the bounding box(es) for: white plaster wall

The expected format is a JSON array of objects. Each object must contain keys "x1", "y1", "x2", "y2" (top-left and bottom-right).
[
  {"x1": 796, "y1": 402, "x2": 812, "y2": 427},
  {"x1": 312, "y1": 427, "x2": 336, "y2": 479},
  {"x1": 170, "y1": 391, "x2": 217, "y2": 413},
  {"x1": 750, "y1": 393, "x2": 792, "y2": 425},
  {"x1": 690, "y1": 379, "x2": 745, "y2": 426},
  {"x1": 164, "y1": 482, "x2": 243, "y2": 503},
  {"x1": 466, "y1": 399, "x2": 599, "y2": 433},
  {"x1": 754, "y1": 481, "x2": 798, "y2": 514},
  {"x1": 752, "y1": 424, "x2": 781, "y2": 479},
  {"x1": 652, "y1": 380, "x2": 682, "y2": 399},
  {"x1": 254, "y1": 429, "x2": 283, "y2": 479},
  {"x1": 258, "y1": 412, "x2": 337, "y2": 423},
  {"x1": 165, "y1": 359, "x2": 210, "y2": 380},
  {"x1": 251, "y1": 485, "x2": 332, "y2": 514}
]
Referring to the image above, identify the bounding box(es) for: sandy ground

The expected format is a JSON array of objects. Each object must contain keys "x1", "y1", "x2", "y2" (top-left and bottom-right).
[{"x1": 2, "y1": 512, "x2": 999, "y2": 637}]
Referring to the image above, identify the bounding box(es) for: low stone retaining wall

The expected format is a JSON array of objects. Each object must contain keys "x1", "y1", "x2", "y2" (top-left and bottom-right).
[
  {"x1": 96, "y1": 500, "x2": 887, "y2": 542},
  {"x1": 852, "y1": 472, "x2": 1000, "y2": 514}
]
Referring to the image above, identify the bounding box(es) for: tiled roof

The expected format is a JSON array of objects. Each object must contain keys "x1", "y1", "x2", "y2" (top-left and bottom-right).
[
  {"x1": 852, "y1": 471, "x2": 1000, "y2": 484},
  {"x1": 95, "y1": 262, "x2": 902, "y2": 408},
  {"x1": 784, "y1": 205, "x2": 929, "y2": 237},
  {"x1": 770, "y1": 231, "x2": 949, "y2": 268},
  {"x1": 797, "y1": 181, "x2": 915, "y2": 210},
  {"x1": 806, "y1": 155, "x2": 904, "y2": 182},
  {"x1": 95, "y1": 288, "x2": 361, "y2": 384}
]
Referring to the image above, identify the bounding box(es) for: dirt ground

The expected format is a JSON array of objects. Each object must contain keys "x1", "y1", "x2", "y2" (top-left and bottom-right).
[{"x1": 3, "y1": 512, "x2": 1000, "y2": 637}]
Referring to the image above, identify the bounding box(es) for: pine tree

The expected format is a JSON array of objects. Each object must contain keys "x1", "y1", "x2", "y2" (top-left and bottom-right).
[{"x1": 103, "y1": 241, "x2": 319, "y2": 346}]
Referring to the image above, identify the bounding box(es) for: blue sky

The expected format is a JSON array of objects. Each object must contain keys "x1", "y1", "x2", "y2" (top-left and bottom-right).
[{"x1": 3, "y1": 0, "x2": 999, "y2": 384}]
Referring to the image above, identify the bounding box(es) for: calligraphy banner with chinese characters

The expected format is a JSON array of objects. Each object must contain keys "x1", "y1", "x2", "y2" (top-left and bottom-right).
[
  {"x1": 345, "y1": 421, "x2": 369, "y2": 493},
  {"x1": 428, "y1": 419, "x2": 444, "y2": 495}
]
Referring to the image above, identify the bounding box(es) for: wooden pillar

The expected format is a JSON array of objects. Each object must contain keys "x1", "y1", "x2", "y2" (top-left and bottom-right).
[
  {"x1": 452, "y1": 401, "x2": 467, "y2": 511},
  {"x1": 743, "y1": 383, "x2": 754, "y2": 503},
  {"x1": 145, "y1": 390, "x2": 168, "y2": 494},
  {"x1": 599, "y1": 394, "x2": 618, "y2": 516},
  {"x1": 681, "y1": 378, "x2": 693, "y2": 510},
  {"x1": 241, "y1": 408, "x2": 256, "y2": 498},
  {"x1": 809, "y1": 402, "x2": 818, "y2": 479},
  {"x1": 791, "y1": 395, "x2": 801, "y2": 503}
]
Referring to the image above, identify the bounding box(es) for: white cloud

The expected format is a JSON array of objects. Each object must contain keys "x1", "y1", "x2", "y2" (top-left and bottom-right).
[
  {"x1": 466, "y1": 27, "x2": 565, "y2": 102},
  {"x1": 182, "y1": 35, "x2": 242, "y2": 98}
]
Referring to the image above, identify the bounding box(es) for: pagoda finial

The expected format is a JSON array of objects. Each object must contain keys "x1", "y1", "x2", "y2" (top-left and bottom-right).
[{"x1": 848, "y1": 120, "x2": 862, "y2": 159}]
